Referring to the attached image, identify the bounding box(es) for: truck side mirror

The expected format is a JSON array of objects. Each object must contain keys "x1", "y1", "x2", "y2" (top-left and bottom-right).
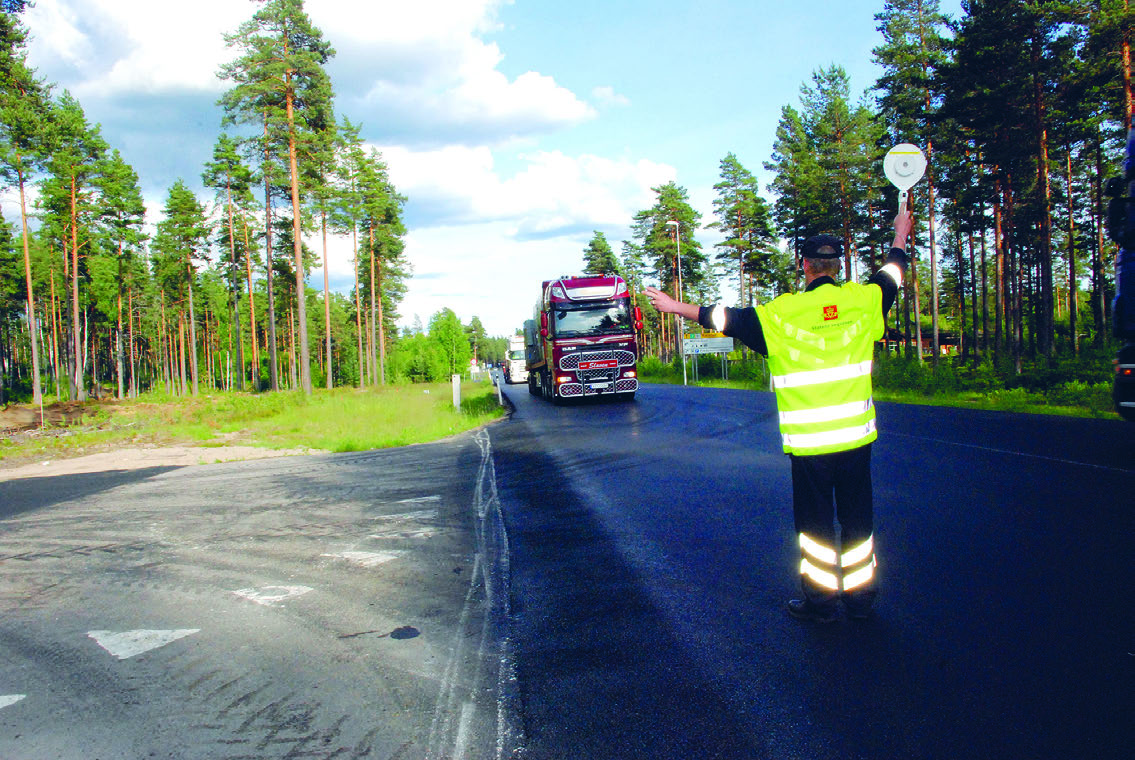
[
  {"x1": 633, "y1": 306, "x2": 642, "y2": 321},
  {"x1": 540, "y1": 327, "x2": 548, "y2": 337}
]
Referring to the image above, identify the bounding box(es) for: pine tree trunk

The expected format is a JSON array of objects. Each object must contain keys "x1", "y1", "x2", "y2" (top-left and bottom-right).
[
  {"x1": 187, "y1": 258, "x2": 199, "y2": 396},
  {"x1": 322, "y1": 211, "x2": 332, "y2": 390},
  {"x1": 241, "y1": 216, "x2": 258, "y2": 388},
  {"x1": 368, "y1": 225, "x2": 378, "y2": 385},
  {"x1": 353, "y1": 222, "x2": 363, "y2": 388},
  {"x1": 1032, "y1": 36, "x2": 1055, "y2": 357},
  {"x1": 70, "y1": 175, "x2": 85, "y2": 400},
  {"x1": 1067, "y1": 148, "x2": 1078, "y2": 356},
  {"x1": 49, "y1": 263, "x2": 60, "y2": 398},
  {"x1": 115, "y1": 241, "x2": 124, "y2": 400},
  {"x1": 1125, "y1": 0, "x2": 1133, "y2": 131},
  {"x1": 16, "y1": 164, "x2": 42, "y2": 406},
  {"x1": 284, "y1": 79, "x2": 311, "y2": 395},
  {"x1": 128, "y1": 284, "x2": 137, "y2": 396},
  {"x1": 225, "y1": 180, "x2": 244, "y2": 391},
  {"x1": 263, "y1": 110, "x2": 280, "y2": 392}
]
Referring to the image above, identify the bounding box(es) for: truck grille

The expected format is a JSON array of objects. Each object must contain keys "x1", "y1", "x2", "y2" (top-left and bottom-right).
[{"x1": 559, "y1": 349, "x2": 635, "y2": 371}]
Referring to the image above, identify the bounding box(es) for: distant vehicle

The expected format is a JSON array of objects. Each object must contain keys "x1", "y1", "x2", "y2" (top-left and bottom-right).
[
  {"x1": 505, "y1": 335, "x2": 528, "y2": 384},
  {"x1": 526, "y1": 274, "x2": 642, "y2": 403}
]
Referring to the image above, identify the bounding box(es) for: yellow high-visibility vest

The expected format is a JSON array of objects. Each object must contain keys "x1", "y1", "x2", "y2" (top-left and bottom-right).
[{"x1": 756, "y1": 281, "x2": 884, "y2": 455}]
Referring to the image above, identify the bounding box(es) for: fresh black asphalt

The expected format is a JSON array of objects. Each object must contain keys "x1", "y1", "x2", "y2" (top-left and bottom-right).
[{"x1": 492, "y1": 382, "x2": 1135, "y2": 760}]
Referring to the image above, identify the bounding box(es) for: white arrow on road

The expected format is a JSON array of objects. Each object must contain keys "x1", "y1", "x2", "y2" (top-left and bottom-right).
[
  {"x1": 1, "y1": 694, "x2": 26, "y2": 710},
  {"x1": 231, "y1": 585, "x2": 313, "y2": 606},
  {"x1": 322, "y1": 550, "x2": 404, "y2": 567},
  {"x1": 88, "y1": 629, "x2": 199, "y2": 660}
]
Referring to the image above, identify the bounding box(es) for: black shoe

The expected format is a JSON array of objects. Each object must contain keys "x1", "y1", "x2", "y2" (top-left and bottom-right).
[{"x1": 787, "y1": 599, "x2": 838, "y2": 624}]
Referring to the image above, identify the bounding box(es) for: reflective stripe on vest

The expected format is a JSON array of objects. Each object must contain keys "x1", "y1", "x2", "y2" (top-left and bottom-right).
[
  {"x1": 757, "y1": 282, "x2": 884, "y2": 455},
  {"x1": 782, "y1": 419, "x2": 876, "y2": 451},
  {"x1": 771, "y1": 360, "x2": 873, "y2": 390},
  {"x1": 779, "y1": 398, "x2": 873, "y2": 426}
]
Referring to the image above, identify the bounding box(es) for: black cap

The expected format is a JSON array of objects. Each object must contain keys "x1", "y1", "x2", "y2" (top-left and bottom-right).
[{"x1": 802, "y1": 234, "x2": 843, "y2": 259}]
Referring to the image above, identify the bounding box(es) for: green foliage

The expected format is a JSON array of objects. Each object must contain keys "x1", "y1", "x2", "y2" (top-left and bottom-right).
[
  {"x1": 582, "y1": 231, "x2": 620, "y2": 275},
  {"x1": 709, "y1": 152, "x2": 783, "y2": 305}
]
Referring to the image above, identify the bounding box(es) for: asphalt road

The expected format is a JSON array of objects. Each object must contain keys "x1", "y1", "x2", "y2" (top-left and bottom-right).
[
  {"x1": 492, "y1": 381, "x2": 1135, "y2": 760},
  {"x1": 0, "y1": 434, "x2": 511, "y2": 760},
  {"x1": 2, "y1": 382, "x2": 1132, "y2": 760}
]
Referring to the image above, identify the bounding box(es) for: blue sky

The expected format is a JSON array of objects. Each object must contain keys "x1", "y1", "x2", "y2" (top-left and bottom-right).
[{"x1": 15, "y1": 0, "x2": 962, "y2": 337}]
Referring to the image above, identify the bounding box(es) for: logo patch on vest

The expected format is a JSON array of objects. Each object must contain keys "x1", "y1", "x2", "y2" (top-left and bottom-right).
[{"x1": 823, "y1": 304, "x2": 839, "y2": 321}]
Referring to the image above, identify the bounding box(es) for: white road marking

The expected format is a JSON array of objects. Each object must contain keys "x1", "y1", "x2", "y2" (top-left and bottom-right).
[
  {"x1": 454, "y1": 701, "x2": 475, "y2": 760},
  {"x1": 382, "y1": 509, "x2": 439, "y2": 521},
  {"x1": 231, "y1": 585, "x2": 313, "y2": 606},
  {"x1": 395, "y1": 495, "x2": 441, "y2": 504},
  {"x1": 369, "y1": 527, "x2": 437, "y2": 539},
  {"x1": 322, "y1": 550, "x2": 405, "y2": 567},
  {"x1": 890, "y1": 431, "x2": 1132, "y2": 473},
  {"x1": 87, "y1": 629, "x2": 199, "y2": 660},
  {"x1": 0, "y1": 694, "x2": 26, "y2": 710}
]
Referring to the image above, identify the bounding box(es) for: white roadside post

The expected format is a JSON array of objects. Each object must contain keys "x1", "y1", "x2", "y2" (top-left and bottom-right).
[
  {"x1": 452, "y1": 374, "x2": 461, "y2": 410},
  {"x1": 496, "y1": 369, "x2": 503, "y2": 405}
]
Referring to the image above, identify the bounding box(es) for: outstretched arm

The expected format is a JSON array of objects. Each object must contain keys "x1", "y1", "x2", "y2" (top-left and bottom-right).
[{"x1": 643, "y1": 286, "x2": 701, "y2": 320}]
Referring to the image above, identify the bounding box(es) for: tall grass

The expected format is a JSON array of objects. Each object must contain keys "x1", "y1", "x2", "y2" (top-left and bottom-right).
[{"x1": 0, "y1": 382, "x2": 506, "y2": 462}]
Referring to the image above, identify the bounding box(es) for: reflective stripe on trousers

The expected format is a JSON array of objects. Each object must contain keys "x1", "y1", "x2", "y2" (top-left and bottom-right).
[{"x1": 799, "y1": 532, "x2": 875, "y2": 591}]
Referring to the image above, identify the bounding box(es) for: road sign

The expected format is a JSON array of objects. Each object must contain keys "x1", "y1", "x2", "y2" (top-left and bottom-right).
[
  {"x1": 683, "y1": 337, "x2": 734, "y2": 355},
  {"x1": 884, "y1": 143, "x2": 926, "y2": 212}
]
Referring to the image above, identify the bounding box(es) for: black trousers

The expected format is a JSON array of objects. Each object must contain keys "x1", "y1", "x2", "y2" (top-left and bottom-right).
[{"x1": 789, "y1": 443, "x2": 877, "y2": 613}]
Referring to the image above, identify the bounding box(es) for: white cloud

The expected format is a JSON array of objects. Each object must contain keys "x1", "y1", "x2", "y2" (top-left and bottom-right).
[
  {"x1": 24, "y1": 0, "x2": 248, "y2": 97},
  {"x1": 592, "y1": 85, "x2": 630, "y2": 107},
  {"x1": 397, "y1": 222, "x2": 589, "y2": 337},
  {"x1": 379, "y1": 144, "x2": 675, "y2": 234},
  {"x1": 24, "y1": 0, "x2": 588, "y2": 146}
]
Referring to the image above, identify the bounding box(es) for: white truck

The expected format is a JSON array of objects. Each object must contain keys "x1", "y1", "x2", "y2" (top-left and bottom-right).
[{"x1": 505, "y1": 334, "x2": 528, "y2": 384}]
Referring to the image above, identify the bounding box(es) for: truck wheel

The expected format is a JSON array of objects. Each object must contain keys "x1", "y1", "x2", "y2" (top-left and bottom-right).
[{"x1": 528, "y1": 374, "x2": 538, "y2": 395}]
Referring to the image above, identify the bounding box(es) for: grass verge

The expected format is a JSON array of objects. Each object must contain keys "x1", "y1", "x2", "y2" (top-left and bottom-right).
[{"x1": 0, "y1": 382, "x2": 507, "y2": 464}]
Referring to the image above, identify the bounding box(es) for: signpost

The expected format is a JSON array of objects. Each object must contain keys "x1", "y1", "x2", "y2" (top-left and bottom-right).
[{"x1": 682, "y1": 334, "x2": 734, "y2": 383}]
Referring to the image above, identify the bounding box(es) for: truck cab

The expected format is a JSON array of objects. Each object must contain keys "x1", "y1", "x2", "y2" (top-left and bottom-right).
[
  {"x1": 505, "y1": 335, "x2": 528, "y2": 384},
  {"x1": 525, "y1": 274, "x2": 641, "y2": 402}
]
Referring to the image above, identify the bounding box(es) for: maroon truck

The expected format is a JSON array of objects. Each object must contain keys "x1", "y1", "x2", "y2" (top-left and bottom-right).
[{"x1": 524, "y1": 274, "x2": 642, "y2": 402}]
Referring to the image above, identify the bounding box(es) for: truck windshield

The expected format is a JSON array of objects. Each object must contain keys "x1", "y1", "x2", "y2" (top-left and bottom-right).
[
  {"x1": 508, "y1": 350, "x2": 525, "y2": 361},
  {"x1": 553, "y1": 299, "x2": 632, "y2": 338}
]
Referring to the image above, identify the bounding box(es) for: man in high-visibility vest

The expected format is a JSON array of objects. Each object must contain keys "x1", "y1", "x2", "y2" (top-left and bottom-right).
[{"x1": 645, "y1": 210, "x2": 912, "y2": 623}]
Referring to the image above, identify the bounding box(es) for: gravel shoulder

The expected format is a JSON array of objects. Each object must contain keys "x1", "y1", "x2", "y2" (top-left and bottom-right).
[{"x1": 0, "y1": 444, "x2": 325, "y2": 481}]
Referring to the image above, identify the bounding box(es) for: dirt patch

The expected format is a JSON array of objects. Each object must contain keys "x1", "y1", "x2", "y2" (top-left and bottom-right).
[
  {"x1": 0, "y1": 400, "x2": 104, "y2": 434},
  {"x1": 0, "y1": 443, "x2": 322, "y2": 482},
  {"x1": 0, "y1": 399, "x2": 324, "y2": 482}
]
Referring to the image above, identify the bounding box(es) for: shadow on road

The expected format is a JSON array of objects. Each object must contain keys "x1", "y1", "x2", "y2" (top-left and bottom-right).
[{"x1": 0, "y1": 466, "x2": 181, "y2": 519}]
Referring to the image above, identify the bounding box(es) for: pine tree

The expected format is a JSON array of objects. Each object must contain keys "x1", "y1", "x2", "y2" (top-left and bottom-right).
[
  {"x1": 220, "y1": 0, "x2": 336, "y2": 395},
  {"x1": 631, "y1": 182, "x2": 706, "y2": 360},
  {"x1": 582, "y1": 231, "x2": 619, "y2": 275},
  {"x1": 0, "y1": 10, "x2": 49, "y2": 404},
  {"x1": 41, "y1": 92, "x2": 107, "y2": 401},
  {"x1": 203, "y1": 133, "x2": 257, "y2": 389},
  {"x1": 97, "y1": 149, "x2": 146, "y2": 398},
  {"x1": 152, "y1": 180, "x2": 209, "y2": 396},
  {"x1": 874, "y1": 0, "x2": 950, "y2": 361},
  {"x1": 709, "y1": 152, "x2": 777, "y2": 307}
]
